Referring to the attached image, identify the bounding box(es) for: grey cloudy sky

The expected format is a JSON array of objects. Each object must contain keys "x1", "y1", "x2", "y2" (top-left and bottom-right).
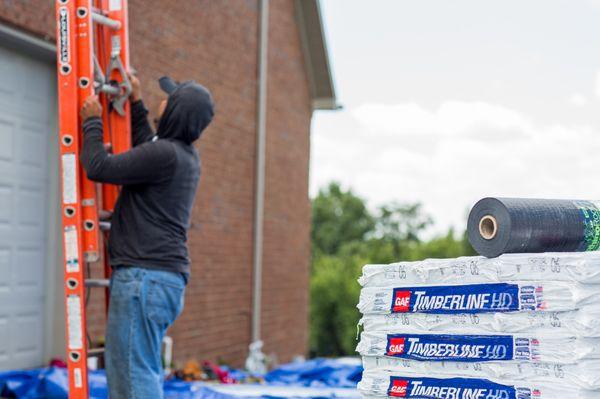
[{"x1": 311, "y1": 0, "x2": 600, "y2": 233}]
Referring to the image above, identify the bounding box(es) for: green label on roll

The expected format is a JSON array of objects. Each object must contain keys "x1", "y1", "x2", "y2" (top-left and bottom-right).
[{"x1": 575, "y1": 200, "x2": 600, "y2": 251}]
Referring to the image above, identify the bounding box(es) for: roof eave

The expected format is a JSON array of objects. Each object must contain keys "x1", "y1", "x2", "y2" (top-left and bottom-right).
[{"x1": 295, "y1": 0, "x2": 339, "y2": 111}]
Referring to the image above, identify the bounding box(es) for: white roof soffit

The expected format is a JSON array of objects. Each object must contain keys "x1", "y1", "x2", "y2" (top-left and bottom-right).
[{"x1": 295, "y1": 0, "x2": 339, "y2": 111}]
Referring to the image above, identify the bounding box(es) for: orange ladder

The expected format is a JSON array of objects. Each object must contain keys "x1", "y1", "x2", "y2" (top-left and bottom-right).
[{"x1": 54, "y1": 0, "x2": 131, "y2": 397}]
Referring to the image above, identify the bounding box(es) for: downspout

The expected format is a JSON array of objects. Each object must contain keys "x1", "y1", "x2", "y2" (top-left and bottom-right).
[{"x1": 252, "y1": 0, "x2": 269, "y2": 344}]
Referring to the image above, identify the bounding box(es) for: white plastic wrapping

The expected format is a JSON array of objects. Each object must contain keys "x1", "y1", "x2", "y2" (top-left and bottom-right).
[
  {"x1": 357, "y1": 253, "x2": 600, "y2": 397},
  {"x1": 356, "y1": 331, "x2": 600, "y2": 364},
  {"x1": 358, "y1": 369, "x2": 599, "y2": 399},
  {"x1": 359, "y1": 309, "x2": 600, "y2": 337},
  {"x1": 359, "y1": 253, "x2": 600, "y2": 288},
  {"x1": 358, "y1": 281, "x2": 600, "y2": 315},
  {"x1": 362, "y1": 356, "x2": 600, "y2": 390}
]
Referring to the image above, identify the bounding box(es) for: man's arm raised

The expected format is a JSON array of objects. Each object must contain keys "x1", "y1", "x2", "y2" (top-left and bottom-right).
[
  {"x1": 80, "y1": 95, "x2": 175, "y2": 185},
  {"x1": 128, "y1": 72, "x2": 156, "y2": 146}
]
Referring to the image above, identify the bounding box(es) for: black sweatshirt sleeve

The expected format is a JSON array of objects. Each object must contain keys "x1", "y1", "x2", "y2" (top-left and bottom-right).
[
  {"x1": 130, "y1": 99, "x2": 155, "y2": 146},
  {"x1": 81, "y1": 116, "x2": 176, "y2": 185}
]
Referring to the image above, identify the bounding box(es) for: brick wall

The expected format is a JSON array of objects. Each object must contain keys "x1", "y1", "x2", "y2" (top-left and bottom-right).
[{"x1": 0, "y1": 0, "x2": 312, "y2": 367}]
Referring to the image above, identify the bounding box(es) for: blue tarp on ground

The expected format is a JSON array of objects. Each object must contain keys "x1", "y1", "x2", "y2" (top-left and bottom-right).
[
  {"x1": 0, "y1": 358, "x2": 362, "y2": 398},
  {"x1": 264, "y1": 358, "x2": 362, "y2": 388}
]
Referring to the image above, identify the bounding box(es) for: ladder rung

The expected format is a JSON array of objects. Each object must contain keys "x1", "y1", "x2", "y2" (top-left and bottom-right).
[
  {"x1": 85, "y1": 279, "x2": 110, "y2": 288},
  {"x1": 91, "y1": 12, "x2": 121, "y2": 30},
  {"x1": 99, "y1": 210, "x2": 113, "y2": 221},
  {"x1": 99, "y1": 221, "x2": 111, "y2": 231},
  {"x1": 95, "y1": 83, "x2": 120, "y2": 96},
  {"x1": 87, "y1": 347, "x2": 105, "y2": 357}
]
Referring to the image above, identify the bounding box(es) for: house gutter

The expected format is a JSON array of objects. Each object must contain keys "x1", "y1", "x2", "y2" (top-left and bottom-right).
[{"x1": 252, "y1": 0, "x2": 269, "y2": 344}]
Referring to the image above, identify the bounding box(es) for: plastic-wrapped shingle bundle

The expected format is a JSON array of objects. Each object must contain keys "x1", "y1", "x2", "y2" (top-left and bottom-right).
[
  {"x1": 358, "y1": 370, "x2": 600, "y2": 399},
  {"x1": 355, "y1": 253, "x2": 600, "y2": 398}
]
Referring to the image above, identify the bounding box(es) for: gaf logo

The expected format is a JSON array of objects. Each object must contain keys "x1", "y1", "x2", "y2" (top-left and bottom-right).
[
  {"x1": 389, "y1": 378, "x2": 409, "y2": 397},
  {"x1": 392, "y1": 290, "x2": 411, "y2": 312},
  {"x1": 386, "y1": 337, "x2": 406, "y2": 356}
]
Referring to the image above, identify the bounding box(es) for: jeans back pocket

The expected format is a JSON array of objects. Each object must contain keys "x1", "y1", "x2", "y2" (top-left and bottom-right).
[{"x1": 145, "y1": 277, "x2": 185, "y2": 329}]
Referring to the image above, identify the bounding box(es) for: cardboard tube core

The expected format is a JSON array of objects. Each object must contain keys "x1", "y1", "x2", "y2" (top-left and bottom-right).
[{"x1": 479, "y1": 215, "x2": 498, "y2": 240}]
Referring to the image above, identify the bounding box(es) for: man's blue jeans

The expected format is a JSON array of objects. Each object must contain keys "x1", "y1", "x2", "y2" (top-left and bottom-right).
[{"x1": 105, "y1": 266, "x2": 185, "y2": 399}]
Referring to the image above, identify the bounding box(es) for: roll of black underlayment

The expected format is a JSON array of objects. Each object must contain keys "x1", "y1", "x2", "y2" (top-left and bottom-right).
[{"x1": 467, "y1": 197, "x2": 600, "y2": 258}]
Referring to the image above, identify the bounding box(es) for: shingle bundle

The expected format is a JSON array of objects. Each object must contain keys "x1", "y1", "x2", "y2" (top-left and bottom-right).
[{"x1": 356, "y1": 253, "x2": 600, "y2": 398}]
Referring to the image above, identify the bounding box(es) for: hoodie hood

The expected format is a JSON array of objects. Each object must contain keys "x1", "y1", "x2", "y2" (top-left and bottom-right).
[{"x1": 156, "y1": 80, "x2": 214, "y2": 144}]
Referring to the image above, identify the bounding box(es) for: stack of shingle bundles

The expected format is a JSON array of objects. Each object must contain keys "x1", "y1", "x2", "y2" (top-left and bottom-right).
[{"x1": 355, "y1": 253, "x2": 600, "y2": 398}]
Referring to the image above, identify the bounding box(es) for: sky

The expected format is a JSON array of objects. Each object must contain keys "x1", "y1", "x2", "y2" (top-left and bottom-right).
[{"x1": 310, "y1": 0, "x2": 600, "y2": 234}]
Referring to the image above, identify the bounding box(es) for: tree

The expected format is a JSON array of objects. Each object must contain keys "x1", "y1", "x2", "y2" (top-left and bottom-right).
[
  {"x1": 375, "y1": 202, "x2": 432, "y2": 259},
  {"x1": 309, "y1": 254, "x2": 364, "y2": 356},
  {"x1": 311, "y1": 182, "x2": 374, "y2": 256},
  {"x1": 309, "y1": 182, "x2": 475, "y2": 357},
  {"x1": 412, "y1": 229, "x2": 469, "y2": 260}
]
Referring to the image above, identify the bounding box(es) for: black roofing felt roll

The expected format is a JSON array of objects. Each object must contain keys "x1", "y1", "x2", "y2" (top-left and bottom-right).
[{"x1": 467, "y1": 197, "x2": 600, "y2": 258}]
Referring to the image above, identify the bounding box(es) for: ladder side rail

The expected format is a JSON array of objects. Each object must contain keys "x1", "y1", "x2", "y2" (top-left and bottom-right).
[
  {"x1": 55, "y1": 1, "x2": 90, "y2": 397},
  {"x1": 106, "y1": 0, "x2": 132, "y2": 156},
  {"x1": 76, "y1": 0, "x2": 108, "y2": 362},
  {"x1": 95, "y1": 0, "x2": 117, "y2": 316},
  {"x1": 98, "y1": 0, "x2": 133, "y2": 309},
  {"x1": 75, "y1": 0, "x2": 102, "y2": 264},
  {"x1": 96, "y1": 0, "x2": 120, "y2": 212}
]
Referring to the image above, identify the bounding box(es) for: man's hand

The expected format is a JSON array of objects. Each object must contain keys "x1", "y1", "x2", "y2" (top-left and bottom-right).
[
  {"x1": 80, "y1": 95, "x2": 102, "y2": 120},
  {"x1": 128, "y1": 72, "x2": 142, "y2": 101}
]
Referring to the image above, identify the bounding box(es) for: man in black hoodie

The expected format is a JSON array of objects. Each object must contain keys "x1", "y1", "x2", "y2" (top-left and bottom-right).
[{"x1": 80, "y1": 74, "x2": 214, "y2": 398}]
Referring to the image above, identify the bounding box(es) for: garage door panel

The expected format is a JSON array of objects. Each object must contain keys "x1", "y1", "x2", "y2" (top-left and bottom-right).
[
  {"x1": 0, "y1": 247, "x2": 10, "y2": 290},
  {"x1": 0, "y1": 52, "x2": 18, "y2": 98},
  {"x1": 17, "y1": 186, "x2": 45, "y2": 228},
  {"x1": 0, "y1": 168, "x2": 47, "y2": 191},
  {"x1": 0, "y1": 47, "x2": 52, "y2": 123},
  {"x1": 22, "y1": 58, "x2": 53, "y2": 104},
  {"x1": 0, "y1": 315, "x2": 8, "y2": 363},
  {"x1": 0, "y1": 61, "x2": 21, "y2": 116},
  {"x1": 22, "y1": 99, "x2": 51, "y2": 124},
  {"x1": 15, "y1": 247, "x2": 44, "y2": 290},
  {"x1": 0, "y1": 231, "x2": 47, "y2": 244},
  {"x1": 10, "y1": 311, "x2": 44, "y2": 369},
  {"x1": 0, "y1": 185, "x2": 12, "y2": 224},
  {"x1": 14, "y1": 312, "x2": 42, "y2": 351},
  {"x1": 0, "y1": 118, "x2": 15, "y2": 161},
  {"x1": 18, "y1": 124, "x2": 48, "y2": 169},
  {"x1": 0, "y1": 303, "x2": 46, "y2": 370}
]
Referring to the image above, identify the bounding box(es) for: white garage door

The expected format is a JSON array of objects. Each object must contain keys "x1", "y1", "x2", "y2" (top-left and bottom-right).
[{"x1": 0, "y1": 43, "x2": 55, "y2": 369}]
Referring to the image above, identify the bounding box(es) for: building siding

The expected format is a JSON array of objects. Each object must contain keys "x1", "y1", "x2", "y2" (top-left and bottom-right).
[{"x1": 0, "y1": 0, "x2": 312, "y2": 367}]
